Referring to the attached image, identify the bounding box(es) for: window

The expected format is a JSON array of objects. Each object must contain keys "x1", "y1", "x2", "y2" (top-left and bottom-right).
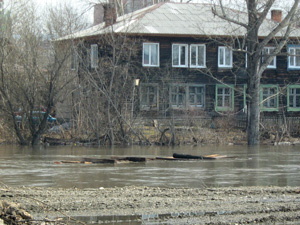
[
  {"x1": 215, "y1": 84, "x2": 234, "y2": 111},
  {"x1": 262, "y1": 47, "x2": 276, "y2": 68},
  {"x1": 140, "y1": 84, "x2": 158, "y2": 110},
  {"x1": 143, "y1": 43, "x2": 159, "y2": 67},
  {"x1": 90, "y1": 44, "x2": 98, "y2": 69},
  {"x1": 172, "y1": 44, "x2": 188, "y2": 67},
  {"x1": 288, "y1": 46, "x2": 300, "y2": 69},
  {"x1": 190, "y1": 44, "x2": 206, "y2": 68},
  {"x1": 170, "y1": 84, "x2": 205, "y2": 108},
  {"x1": 71, "y1": 48, "x2": 78, "y2": 71},
  {"x1": 218, "y1": 46, "x2": 232, "y2": 68},
  {"x1": 188, "y1": 86, "x2": 205, "y2": 107},
  {"x1": 287, "y1": 85, "x2": 300, "y2": 111},
  {"x1": 260, "y1": 85, "x2": 279, "y2": 111},
  {"x1": 171, "y1": 85, "x2": 186, "y2": 108}
]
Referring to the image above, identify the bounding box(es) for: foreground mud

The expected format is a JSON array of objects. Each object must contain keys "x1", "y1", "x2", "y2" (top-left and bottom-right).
[{"x1": 1, "y1": 185, "x2": 300, "y2": 224}]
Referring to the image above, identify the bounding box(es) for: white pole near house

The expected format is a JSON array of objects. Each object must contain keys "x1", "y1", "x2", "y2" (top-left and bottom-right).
[{"x1": 131, "y1": 78, "x2": 140, "y2": 120}]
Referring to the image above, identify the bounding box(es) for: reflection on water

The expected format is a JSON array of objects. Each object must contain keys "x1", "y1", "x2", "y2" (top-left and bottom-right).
[{"x1": 0, "y1": 144, "x2": 299, "y2": 188}]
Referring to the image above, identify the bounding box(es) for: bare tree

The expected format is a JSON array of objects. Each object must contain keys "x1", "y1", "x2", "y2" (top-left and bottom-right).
[
  {"x1": 71, "y1": 30, "x2": 150, "y2": 145},
  {"x1": 0, "y1": 0, "x2": 87, "y2": 145},
  {"x1": 212, "y1": 0, "x2": 300, "y2": 145}
]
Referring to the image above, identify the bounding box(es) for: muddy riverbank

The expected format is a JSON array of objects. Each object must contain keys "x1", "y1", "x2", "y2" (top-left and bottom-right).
[{"x1": 1, "y1": 185, "x2": 300, "y2": 224}]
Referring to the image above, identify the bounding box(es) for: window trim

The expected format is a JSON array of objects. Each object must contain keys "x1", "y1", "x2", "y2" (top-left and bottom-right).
[
  {"x1": 190, "y1": 44, "x2": 206, "y2": 68},
  {"x1": 90, "y1": 44, "x2": 99, "y2": 69},
  {"x1": 288, "y1": 45, "x2": 300, "y2": 70},
  {"x1": 260, "y1": 84, "x2": 279, "y2": 112},
  {"x1": 187, "y1": 84, "x2": 205, "y2": 108},
  {"x1": 142, "y1": 43, "x2": 160, "y2": 67},
  {"x1": 262, "y1": 47, "x2": 276, "y2": 69},
  {"x1": 287, "y1": 85, "x2": 300, "y2": 111},
  {"x1": 218, "y1": 46, "x2": 233, "y2": 68},
  {"x1": 170, "y1": 84, "x2": 187, "y2": 108},
  {"x1": 139, "y1": 83, "x2": 159, "y2": 111},
  {"x1": 215, "y1": 84, "x2": 234, "y2": 111},
  {"x1": 172, "y1": 44, "x2": 188, "y2": 68}
]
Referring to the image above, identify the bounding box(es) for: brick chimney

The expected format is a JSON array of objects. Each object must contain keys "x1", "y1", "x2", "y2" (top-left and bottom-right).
[
  {"x1": 103, "y1": 3, "x2": 117, "y2": 27},
  {"x1": 271, "y1": 9, "x2": 282, "y2": 23}
]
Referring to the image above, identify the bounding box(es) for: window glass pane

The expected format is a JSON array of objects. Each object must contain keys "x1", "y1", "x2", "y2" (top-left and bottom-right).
[
  {"x1": 269, "y1": 48, "x2": 275, "y2": 66},
  {"x1": 219, "y1": 48, "x2": 224, "y2": 65},
  {"x1": 217, "y1": 96, "x2": 223, "y2": 106},
  {"x1": 296, "y1": 56, "x2": 300, "y2": 67},
  {"x1": 189, "y1": 94, "x2": 195, "y2": 103},
  {"x1": 180, "y1": 46, "x2": 186, "y2": 65},
  {"x1": 143, "y1": 45, "x2": 150, "y2": 65},
  {"x1": 225, "y1": 48, "x2": 231, "y2": 66},
  {"x1": 171, "y1": 94, "x2": 177, "y2": 104},
  {"x1": 224, "y1": 96, "x2": 230, "y2": 107},
  {"x1": 217, "y1": 87, "x2": 223, "y2": 95},
  {"x1": 198, "y1": 46, "x2": 204, "y2": 66},
  {"x1": 191, "y1": 46, "x2": 197, "y2": 66},
  {"x1": 296, "y1": 96, "x2": 300, "y2": 107},
  {"x1": 197, "y1": 95, "x2": 203, "y2": 105},
  {"x1": 289, "y1": 96, "x2": 294, "y2": 107},
  {"x1": 149, "y1": 94, "x2": 155, "y2": 105},
  {"x1": 173, "y1": 45, "x2": 179, "y2": 65},
  {"x1": 189, "y1": 87, "x2": 195, "y2": 94},
  {"x1": 150, "y1": 44, "x2": 158, "y2": 65},
  {"x1": 141, "y1": 88, "x2": 148, "y2": 105},
  {"x1": 224, "y1": 88, "x2": 230, "y2": 95},
  {"x1": 91, "y1": 44, "x2": 98, "y2": 68},
  {"x1": 263, "y1": 88, "x2": 268, "y2": 95}
]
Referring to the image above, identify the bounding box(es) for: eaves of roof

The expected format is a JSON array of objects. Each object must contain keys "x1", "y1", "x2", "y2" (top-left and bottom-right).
[{"x1": 57, "y1": 2, "x2": 300, "y2": 41}]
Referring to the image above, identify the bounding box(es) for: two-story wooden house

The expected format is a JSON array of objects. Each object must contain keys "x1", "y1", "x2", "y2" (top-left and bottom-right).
[{"x1": 60, "y1": 2, "x2": 300, "y2": 122}]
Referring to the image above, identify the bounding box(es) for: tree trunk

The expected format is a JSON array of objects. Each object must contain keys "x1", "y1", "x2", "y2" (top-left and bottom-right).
[
  {"x1": 247, "y1": 73, "x2": 261, "y2": 145},
  {"x1": 246, "y1": 0, "x2": 261, "y2": 146}
]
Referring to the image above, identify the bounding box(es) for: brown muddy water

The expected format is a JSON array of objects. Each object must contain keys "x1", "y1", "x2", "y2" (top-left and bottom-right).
[{"x1": 0, "y1": 144, "x2": 299, "y2": 188}]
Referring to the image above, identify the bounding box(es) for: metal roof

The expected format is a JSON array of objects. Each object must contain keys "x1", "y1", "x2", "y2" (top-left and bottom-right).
[{"x1": 58, "y1": 2, "x2": 300, "y2": 41}]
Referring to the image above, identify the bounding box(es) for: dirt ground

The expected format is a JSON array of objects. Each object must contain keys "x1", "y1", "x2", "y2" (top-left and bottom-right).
[{"x1": 1, "y1": 185, "x2": 300, "y2": 224}]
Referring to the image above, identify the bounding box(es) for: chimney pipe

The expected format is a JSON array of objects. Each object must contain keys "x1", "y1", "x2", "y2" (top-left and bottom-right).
[
  {"x1": 103, "y1": 3, "x2": 117, "y2": 27},
  {"x1": 94, "y1": 4, "x2": 104, "y2": 26},
  {"x1": 271, "y1": 9, "x2": 282, "y2": 23}
]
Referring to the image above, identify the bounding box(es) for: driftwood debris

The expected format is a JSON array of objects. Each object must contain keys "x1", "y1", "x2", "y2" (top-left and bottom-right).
[
  {"x1": 55, "y1": 153, "x2": 233, "y2": 164},
  {"x1": 173, "y1": 153, "x2": 228, "y2": 160},
  {"x1": 56, "y1": 157, "x2": 149, "y2": 164}
]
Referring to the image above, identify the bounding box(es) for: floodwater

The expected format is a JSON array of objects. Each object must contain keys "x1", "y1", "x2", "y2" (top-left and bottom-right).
[{"x1": 0, "y1": 144, "x2": 299, "y2": 188}]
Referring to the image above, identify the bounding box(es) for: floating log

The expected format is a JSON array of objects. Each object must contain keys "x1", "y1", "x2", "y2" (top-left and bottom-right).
[
  {"x1": 55, "y1": 154, "x2": 232, "y2": 164},
  {"x1": 82, "y1": 158, "x2": 116, "y2": 164},
  {"x1": 173, "y1": 153, "x2": 228, "y2": 160},
  {"x1": 112, "y1": 157, "x2": 147, "y2": 162},
  {"x1": 155, "y1": 156, "x2": 181, "y2": 161}
]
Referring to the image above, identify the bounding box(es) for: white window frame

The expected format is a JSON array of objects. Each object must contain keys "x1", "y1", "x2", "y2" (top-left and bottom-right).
[
  {"x1": 140, "y1": 83, "x2": 159, "y2": 110},
  {"x1": 262, "y1": 47, "x2": 276, "y2": 69},
  {"x1": 190, "y1": 44, "x2": 206, "y2": 68},
  {"x1": 288, "y1": 46, "x2": 300, "y2": 69},
  {"x1": 172, "y1": 44, "x2": 188, "y2": 68},
  {"x1": 142, "y1": 43, "x2": 160, "y2": 67},
  {"x1": 90, "y1": 44, "x2": 99, "y2": 69},
  {"x1": 218, "y1": 46, "x2": 232, "y2": 68}
]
